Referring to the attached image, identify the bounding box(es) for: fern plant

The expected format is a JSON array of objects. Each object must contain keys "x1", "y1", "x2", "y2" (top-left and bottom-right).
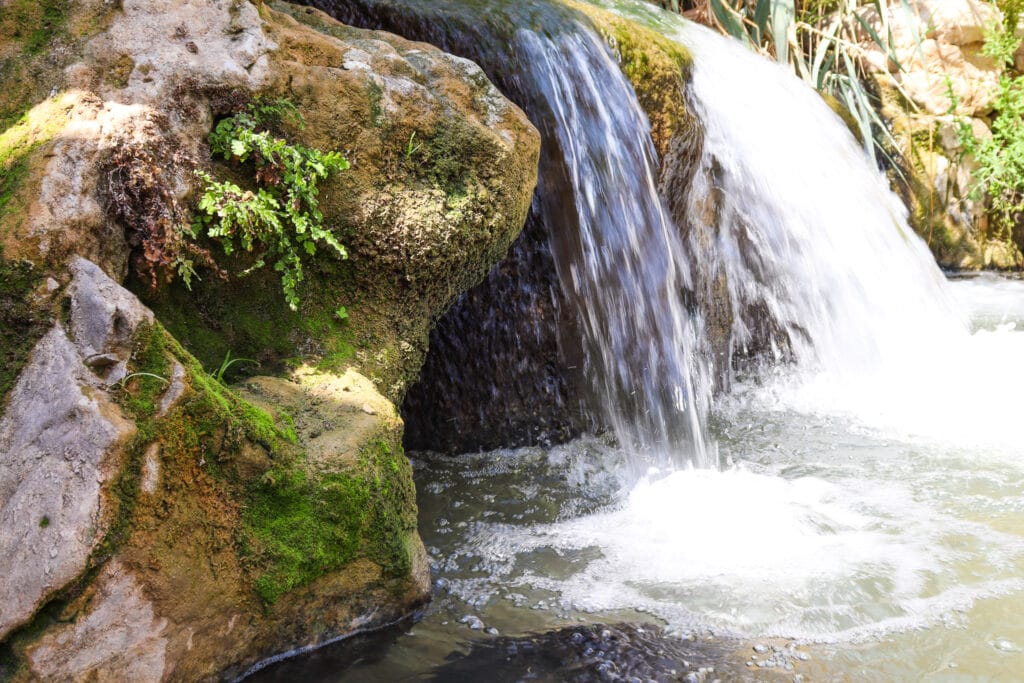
[{"x1": 184, "y1": 98, "x2": 349, "y2": 310}]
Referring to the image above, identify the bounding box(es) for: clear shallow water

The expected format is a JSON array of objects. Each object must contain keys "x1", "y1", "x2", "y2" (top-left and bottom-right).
[{"x1": 251, "y1": 275, "x2": 1024, "y2": 681}]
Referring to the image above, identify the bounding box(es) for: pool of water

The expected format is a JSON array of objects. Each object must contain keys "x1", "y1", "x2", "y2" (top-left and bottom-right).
[{"x1": 251, "y1": 274, "x2": 1024, "y2": 681}]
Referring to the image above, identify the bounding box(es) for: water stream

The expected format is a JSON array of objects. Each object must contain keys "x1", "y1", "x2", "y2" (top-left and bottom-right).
[{"x1": 263, "y1": 0, "x2": 1024, "y2": 678}]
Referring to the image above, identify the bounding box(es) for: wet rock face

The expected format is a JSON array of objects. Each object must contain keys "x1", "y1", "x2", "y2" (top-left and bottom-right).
[{"x1": 402, "y1": 205, "x2": 595, "y2": 453}]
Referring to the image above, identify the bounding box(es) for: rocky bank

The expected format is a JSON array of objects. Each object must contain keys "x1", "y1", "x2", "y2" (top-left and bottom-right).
[{"x1": 0, "y1": 0, "x2": 538, "y2": 679}]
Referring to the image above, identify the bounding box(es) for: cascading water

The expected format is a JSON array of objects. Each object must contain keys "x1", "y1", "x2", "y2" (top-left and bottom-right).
[
  {"x1": 599, "y1": 0, "x2": 1023, "y2": 452},
  {"x1": 681, "y1": 22, "x2": 966, "y2": 384},
  {"x1": 518, "y1": 28, "x2": 713, "y2": 468}
]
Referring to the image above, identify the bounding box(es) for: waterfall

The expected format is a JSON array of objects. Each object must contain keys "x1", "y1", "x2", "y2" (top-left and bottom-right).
[
  {"x1": 680, "y1": 23, "x2": 966, "y2": 382},
  {"x1": 317, "y1": 0, "x2": 716, "y2": 470},
  {"x1": 313, "y1": 0, "x2": 977, "y2": 466},
  {"x1": 518, "y1": 28, "x2": 713, "y2": 469},
  {"x1": 580, "y1": 0, "x2": 966, "y2": 379}
]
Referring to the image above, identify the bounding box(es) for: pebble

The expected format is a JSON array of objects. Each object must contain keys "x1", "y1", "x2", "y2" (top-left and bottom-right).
[
  {"x1": 459, "y1": 615, "x2": 484, "y2": 630},
  {"x1": 753, "y1": 643, "x2": 769, "y2": 653},
  {"x1": 486, "y1": 627, "x2": 500, "y2": 636}
]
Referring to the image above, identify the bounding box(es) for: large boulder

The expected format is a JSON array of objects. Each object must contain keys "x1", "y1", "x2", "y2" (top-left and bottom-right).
[
  {"x1": 0, "y1": 264, "x2": 141, "y2": 639},
  {"x1": 0, "y1": 0, "x2": 538, "y2": 678}
]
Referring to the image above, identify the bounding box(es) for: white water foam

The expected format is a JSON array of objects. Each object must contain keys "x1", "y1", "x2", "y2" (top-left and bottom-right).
[{"x1": 445, "y1": 444, "x2": 1024, "y2": 641}]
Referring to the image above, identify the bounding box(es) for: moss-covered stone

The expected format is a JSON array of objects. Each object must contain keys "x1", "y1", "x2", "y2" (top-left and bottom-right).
[
  {"x1": 140, "y1": 2, "x2": 539, "y2": 405},
  {"x1": 0, "y1": 0, "x2": 536, "y2": 677},
  {"x1": 0, "y1": 95, "x2": 77, "y2": 248},
  {"x1": 13, "y1": 318, "x2": 427, "y2": 680}
]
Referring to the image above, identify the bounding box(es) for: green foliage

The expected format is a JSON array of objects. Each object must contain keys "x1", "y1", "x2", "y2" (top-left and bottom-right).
[
  {"x1": 983, "y1": 0, "x2": 1023, "y2": 67},
  {"x1": 0, "y1": 252, "x2": 51, "y2": 410},
  {"x1": 955, "y1": 11, "x2": 1024, "y2": 238},
  {"x1": 404, "y1": 131, "x2": 423, "y2": 160},
  {"x1": 189, "y1": 98, "x2": 350, "y2": 310},
  {"x1": 959, "y1": 82, "x2": 1024, "y2": 237}
]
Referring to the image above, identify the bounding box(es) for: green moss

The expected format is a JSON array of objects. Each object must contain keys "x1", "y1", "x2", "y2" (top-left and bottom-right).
[
  {"x1": 368, "y1": 80, "x2": 385, "y2": 128},
  {"x1": 142, "y1": 263, "x2": 357, "y2": 381},
  {"x1": 407, "y1": 119, "x2": 498, "y2": 196},
  {"x1": 15, "y1": 0, "x2": 70, "y2": 55},
  {"x1": 0, "y1": 250, "x2": 52, "y2": 410},
  {"x1": 0, "y1": 0, "x2": 71, "y2": 131},
  {"x1": 0, "y1": 153, "x2": 31, "y2": 222},
  {"x1": 243, "y1": 434, "x2": 416, "y2": 604},
  {"x1": 109, "y1": 320, "x2": 416, "y2": 604},
  {"x1": 0, "y1": 95, "x2": 75, "y2": 225}
]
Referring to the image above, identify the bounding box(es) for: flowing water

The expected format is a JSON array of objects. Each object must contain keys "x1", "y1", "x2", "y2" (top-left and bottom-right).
[
  {"x1": 252, "y1": 274, "x2": 1024, "y2": 681},
  {"x1": 258, "y1": 0, "x2": 1024, "y2": 679},
  {"x1": 516, "y1": 27, "x2": 713, "y2": 469}
]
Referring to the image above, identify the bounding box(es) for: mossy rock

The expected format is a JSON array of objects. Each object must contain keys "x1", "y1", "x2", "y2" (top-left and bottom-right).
[
  {"x1": 0, "y1": 0, "x2": 538, "y2": 678},
  {"x1": 143, "y1": 2, "x2": 539, "y2": 405}
]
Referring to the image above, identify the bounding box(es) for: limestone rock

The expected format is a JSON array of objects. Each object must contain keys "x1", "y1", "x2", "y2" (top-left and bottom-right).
[
  {"x1": 858, "y1": 0, "x2": 1002, "y2": 116},
  {"x1": 240, "y1": 366, "x2": 398, "y2": 472},
  {"x1": 67, "y1": 257, "x2": 154, "y2": 383},
  {"x1": 897, "y1": 39, "x2": 1000, "y2": 116},
  {"x1": 0, "y1": 268, "x2": 145, "y2": 640},
  {"x1": 1, "y1": 0, "x2": 535, "y2": 677},
  {"x1": 915, "y1": 0, "x2": 1001, "y2": 46},
  {"x1": 25, "y1": 561, "x2": 170, "y2": 681}
]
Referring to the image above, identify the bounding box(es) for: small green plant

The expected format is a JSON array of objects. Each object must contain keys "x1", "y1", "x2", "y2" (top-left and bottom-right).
[
  {"x1": 404, "y1": 131, "x2": 422, "y2": 160},
  {"x1": 957, "y1": 9, "x2": 1024, "y2": 237},
  {"x1": 186, "y1": 98, "x2": 350, "y2": 310},
  {"x1": 117, "y1": 372, "x2": 170, "y2": 390},
  {"x1": 39, "y1": 515, "x2": 50, "y2": 529},
  {"x1": 213, "y1": 349, "x2": 259, "y2": 384},
  {"x1": 334, "y1": 305, "x2": 349, "y2": 322}
]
